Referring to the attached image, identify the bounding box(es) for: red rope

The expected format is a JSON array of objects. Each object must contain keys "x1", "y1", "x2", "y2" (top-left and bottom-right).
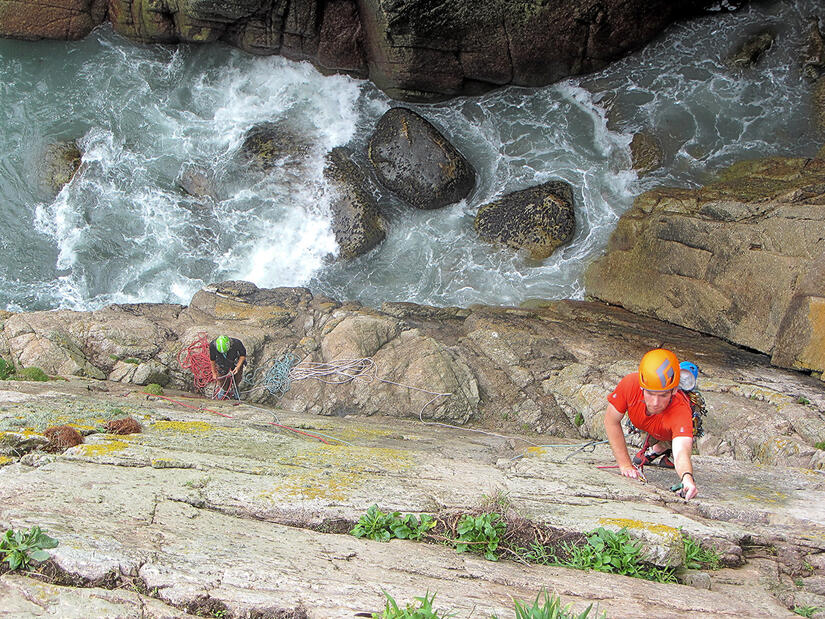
[
  {"x1": 178, "y1": 332, "x2": 214, "y2": 391},
  {"x1": 144, "y1": 393, "x2": 234, "y2": 418}
]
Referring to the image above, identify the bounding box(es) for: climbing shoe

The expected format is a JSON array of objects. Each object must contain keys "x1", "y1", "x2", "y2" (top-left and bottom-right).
[
  {"x1": 653, "y1": 450, "x2": 675, "y2": 469},
  {"x1": 632, "y1": 447, "x2": 673, "y2": 468}
]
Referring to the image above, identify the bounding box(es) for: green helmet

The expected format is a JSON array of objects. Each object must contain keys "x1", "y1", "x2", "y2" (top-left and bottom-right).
[{"x1": 215, "y1": 335, "x2": 230, "y2": 354}]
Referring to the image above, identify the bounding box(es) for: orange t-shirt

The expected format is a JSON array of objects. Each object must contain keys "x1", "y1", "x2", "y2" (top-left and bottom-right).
[{"x1": 608, "y1": 373, "x2": 693, "y2": 441}]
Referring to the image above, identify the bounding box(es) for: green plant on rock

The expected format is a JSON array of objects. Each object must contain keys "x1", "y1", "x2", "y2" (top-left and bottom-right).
[
  {"x1": 574, "y1": 411, "x2": 585, "y2": 427},
  {"x1": 561, "y1": 528, "x2": 675, "y2": 583},
  {"x1": 351, "y1": 505, "x2": 435, "y2": 542},
  {"x1": 14, "y1": 367, "x2": 49, "y2": 382},
  {"x1": 508, "y1": 590, "x2": 603, "y2": 619},
  {"x1": 512, "y1": 541, "x2": 558, "y2": 566},
  {"x1": 144, "y1": 383, "x2": 164, "y2": 395},
  {"x1": 0, "y1": 526, "x2": 58, "y2": 570},
  {"x1": 797, "y1": 396, "x2": 810, "y2": 405},
  {"x1": 793, "y1": 606, "x2": 821, "y2": 618},
  {"x1": 454, "y1": 512, "x2": 506, "y2": 561},
  {"x1": 815, "y1": 441, "x2": 825, "y2": 451},
  {"x1": 0, "y1": 358, "x2": 13, "y2": 380},
  {"x1": 682, "y1": 532, "x2": 721, "y2": 570},
  {"x1": 372, "y1": 590, "x2": 453, "y2": 619}
]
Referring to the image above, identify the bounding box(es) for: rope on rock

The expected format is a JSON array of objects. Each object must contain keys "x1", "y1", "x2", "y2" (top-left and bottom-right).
[
  {"x1": 178, "y1": 332, "x2": 214, "y2": 391},
  {"x1": 253, "y1": 355, "x2": 451, "y2": 418},
  {"x1": 178, "y1": 332, "x2": 240, "y2": 400}
]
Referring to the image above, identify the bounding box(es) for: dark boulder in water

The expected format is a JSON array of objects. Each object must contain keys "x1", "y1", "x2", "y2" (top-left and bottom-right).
[
  {"x1": 41, "y1": 140, "x2": 82, "y2": 194},
  {"x1": 239, "y1": 122, "x2": 309, "y2": 172},
  {"x1": 367, "y1": 107, "x2": 475, "y2": 210},
  {"x1": 630, "y1": 133, "x2": 664, "y2": 176},
  {"x1": 726, "y1": 29, "x2": 776, "y2": 69},
  {"x1": 177, "y1": 165, "x2": 217, "y2": 201},
  {"x1": 324, "y1": 147, "x2": 387, "y2": 259},
  {"x1": 474, "y1": 181, "x2": 575, "y2": 260}
]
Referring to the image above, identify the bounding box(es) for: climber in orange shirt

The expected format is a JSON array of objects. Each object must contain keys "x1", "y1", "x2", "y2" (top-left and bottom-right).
[{"x1": 603, "y1": 348, "x2": 698, "y2": 500}]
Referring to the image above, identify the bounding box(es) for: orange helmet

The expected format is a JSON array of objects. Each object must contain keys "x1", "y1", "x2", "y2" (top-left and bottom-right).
[{"x1": 638, "y1": 349, "x2": 680, "y2": 391}]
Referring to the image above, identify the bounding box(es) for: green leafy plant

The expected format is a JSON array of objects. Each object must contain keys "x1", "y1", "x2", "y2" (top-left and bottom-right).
[
  {"x1": 574, "y1": 411, "x2": 585, "y2": 427},
  {"x1": 14, "y1": 367, "x2": 49, "y2": 382},
  {"x1": 511, "y1": 590, "x2": 602, "y2": 619},
  {"x1": 0, "y1": 358, "x2": 13, "y2": 380},
  {"x1": 561, "y1": 528, "x2": 675, "y2": 583},
  {"x1": 682, "y1": 533, "x2": 721, "y2": 570},
  {"x1": 123, "y1": 357, "x2": 141, "y2": 364},
  {"x1": 372, "y1": 591, "x2": 452, "y2": 618},
  {"x1": 516, "y1": 541, "x2": 558, "y2": 565},
  {"x1": 793, "y1": 606, "x2": 821, "y2": 618},
  {"x1": 815, "y1": 442, "x2": 825, "y2": 451},
  {"x1": 0, "y1": 526, "x2": 58, "y2": 570},
  {"x1": 350, "y1": 505, "x2": 434, "y2": 542},
  {"x1": 144, "y1": 383, "x2": 164, "y2": 395},
  {"x1": 454, "y1": 513, "x2": 506, "y2": 561},
  {"x1": 797, "y1": 396, "x2": 810, "y2": 405}
]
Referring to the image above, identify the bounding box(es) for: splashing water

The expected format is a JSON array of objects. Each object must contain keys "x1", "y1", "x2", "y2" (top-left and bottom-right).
[{"x1": 1, "y1": 0, "x2": 821, "y2": 311}]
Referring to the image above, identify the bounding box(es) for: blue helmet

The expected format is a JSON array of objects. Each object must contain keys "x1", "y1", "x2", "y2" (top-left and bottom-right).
[{"x1": 679, "y1": 361, "x2": 698, "y2": 391}]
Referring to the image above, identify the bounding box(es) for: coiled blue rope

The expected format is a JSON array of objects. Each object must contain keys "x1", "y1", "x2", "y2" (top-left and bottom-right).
[{"x1": 261, "y1": 353, "x2": 300, "y2": 396}]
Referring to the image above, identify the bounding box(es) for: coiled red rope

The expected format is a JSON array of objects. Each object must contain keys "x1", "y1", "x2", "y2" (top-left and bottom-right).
[{"x1": 177, "y1": 332, "x2": 215, "y2": 391}]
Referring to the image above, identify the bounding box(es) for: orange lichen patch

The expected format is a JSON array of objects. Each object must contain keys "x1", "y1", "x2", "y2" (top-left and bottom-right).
[
  {"x1": 43, "y1": 425, "x2": 83, "y2": 453},
  {"x1": 105, "y1": 417, "x2": 142, "y2": 435}
]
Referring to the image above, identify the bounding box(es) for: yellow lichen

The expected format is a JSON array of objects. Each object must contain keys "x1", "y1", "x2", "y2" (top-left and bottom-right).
[
  {"x1": 152, "y1": 421, "x2": 213, "y2": 433},
  {"x1": 77, "y1": 440, "x2": 128, "y2": 457},
  {"x1": 598, "y1": 517, "x2": 681, "y2": 542},
  {"x1": 0, "y1": 455, "x2": 13, "y2": 466}
]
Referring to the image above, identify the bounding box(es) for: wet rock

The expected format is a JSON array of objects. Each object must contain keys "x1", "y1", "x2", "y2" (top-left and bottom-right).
[
  {"x1": 585, "y1": 156, "x2": 825, "y2": 378},
  {"x1": 41, "y1": 140, "x2": 82, "y2": 193},
  {"x1": 177, "y1": 165, "x2": 217, "y2": 201},
  {"x1": 239, "y1": 122, "x2": 309, "y2": 171},
  {"x1": 803, "y1": 16, "x2": 825, "y2": 81},
  {"x1": 815, "y1": 77, "x2": 825, "y2": 133},
  {"x1": 630, "y1": 133, "x2": 664, "y2": 176},
  {"x1": 474, "y1": 181, "x2": 575, "y2": 260},
  {"x1": 323, "y1": 147, "x2": 387, "y2": 259},
  {"x1": 367, "y1": 107, "x2": 475, "y2": 209},
  {"x1": 727, "y1": 29, "x2": 776, "y2": 69}
]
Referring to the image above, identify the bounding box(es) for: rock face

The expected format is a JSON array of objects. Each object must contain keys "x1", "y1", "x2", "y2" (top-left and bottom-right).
[
  {"x1": 0, "y1": 1, "x2": 734, "y2": 100},
  {"x1": 323, "y1": 147, "x2": 387, "y2": 259},
  {"x1": 367, "y1": 107, "x2": 475, "y2": 209},
  {"x1": 474, "y1": 181, "x2": 575, "y2": 259},
  {"x1": 0, "y1": 0, "x2": 106, "y2": 40},
  {"x1": 2, "y1": 280, "x2": 825, "y2": 471},
  {"x1": 0, "y1": 376, "x2": 823, "y2": 617},
  {"x1": 584, "y1": 157, "x2": 825, "y2": 378}
]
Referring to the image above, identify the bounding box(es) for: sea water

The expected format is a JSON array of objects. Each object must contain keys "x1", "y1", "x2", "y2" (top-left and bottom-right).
[{"x1": 1, "y1": 0, "x2": 821, "y2": 312}]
